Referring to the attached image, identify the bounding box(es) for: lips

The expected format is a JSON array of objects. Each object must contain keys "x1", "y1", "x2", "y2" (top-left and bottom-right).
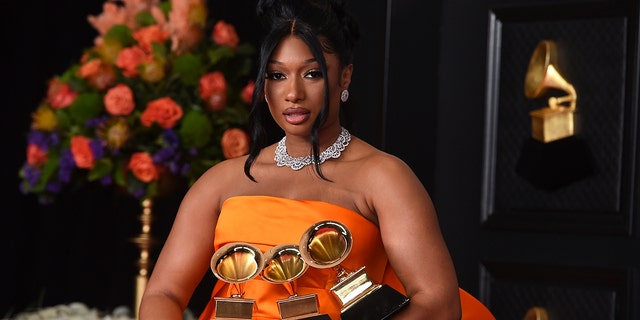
[{"x1": 283, "y1": 107, "x2": 311, "y2": 125}]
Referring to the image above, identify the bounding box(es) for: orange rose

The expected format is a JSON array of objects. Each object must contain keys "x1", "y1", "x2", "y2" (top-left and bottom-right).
[
  {"x1": 70, "y1": 136, "x2": 95, "y2": 169},
  {"x1": 115, "y1": 46, "x2": 148, "y2": 77},
  {"x1": 198, "y1": 71, "x2": 227, "y2": 111},
  {"x1": 133, "y1": 25, "x2": 170, "y2": 53},
  {"x1": 27, "y1": 144, "x2": 48, "y2": 167},
  {"x1": 241, "y1": 81, "x2": 255, "y2": 105},
  {"x1": 77, "y1": 58, "x2": 116, "y2": 90},
  {"x1": 46, "y1": 78, "x2": 78, "y2": 109},
  {"x1": 104, "y1": 84, "x2": 135, "y2": 116},
  {"x1": 221, "y1": 128, "x2": 250, "y2": 159},
  {"x1": 128, "y1": 152, "x2": 159, "y2": 183},
  {"x1": 140, "y1": 97, "x2": 184, "y2": 129},
  {"x1": 212, "y1": 20, "x2": 239, "y2": 50}
]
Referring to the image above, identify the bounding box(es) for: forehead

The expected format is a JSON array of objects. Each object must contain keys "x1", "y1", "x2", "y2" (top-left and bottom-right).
[
  {"x1": 269, "y1": 36, "x2": 339, "y2": 67},
  {"x1": 270, "y1": 36, "x2": 314, "y2": 61}
]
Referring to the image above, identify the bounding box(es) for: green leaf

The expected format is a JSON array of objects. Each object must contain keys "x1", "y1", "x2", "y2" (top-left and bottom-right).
[
  {"x1": 136, "y1": 11, "x2": 157, "y2": 27},
  {"x1": 67, "y1": 92, "x2": 103, "y2": 125},
  {"x1": 32, "y1": 155, "x2": 61, "y2": 192},
  {"x1": 152, "y1": 42, "x2": 168, "y2": 63},
  {"x1": 172, "y1": 53, "x2": 203, "y2": 86},
  {"x1": 104, "y1": 25, "x2": 135, "y2": 47},
  {"x1": 88, "y1": 158, "x2": 112, "y2": 181},
  {"x1": 178, "y1": 110, "x2": 213, "y2": 149}
]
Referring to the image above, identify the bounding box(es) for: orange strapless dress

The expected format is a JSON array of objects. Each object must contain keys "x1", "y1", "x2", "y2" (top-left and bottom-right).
[
  {"x1": 198, "y1": 195, "x2": 495, "y2": 320},
  {"x1": 198, "y1": 195, "x2": 405, "y2": 320}
]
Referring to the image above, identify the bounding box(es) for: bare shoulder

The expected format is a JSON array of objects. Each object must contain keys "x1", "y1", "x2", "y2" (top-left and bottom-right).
[
  {"x1": 185, "y1": 155, "x2": 252, "y2": 207},
  {"x1": 346, "y1": 137, "x2": 417, "y2": 183}
]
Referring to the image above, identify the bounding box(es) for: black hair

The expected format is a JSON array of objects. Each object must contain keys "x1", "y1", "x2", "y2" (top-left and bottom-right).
[{"x1": 243, "y1": 0, "x2": 360, "y2": 181}]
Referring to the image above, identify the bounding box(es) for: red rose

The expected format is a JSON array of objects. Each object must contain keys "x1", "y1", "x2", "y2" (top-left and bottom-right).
[
  {"x1": 77, "y1": 58, "x2": 116, "y2": 90},
  {"x1": 46, "y1": 78, "x2": 78, "y2": 109},
  {"x1": 212, "y1": 20, "x2": 239, "y2": 50},
  {"x1": 128, "y1": 152, "x2": 159, "y2": 183},
  {"x1": 140, "y1": 97, "x2": 184, "y2": 129},
  {"x1": 70, "y1": 136, "x2": 95, "y2": 169},
  {"x1": 115, "y1": 46, "x2": 148, "y2": 77},
  {"x1": 241, "y1": 81, "x2": 255, "y2": 105},
  {"x1": 198, "y1": 71, "x2": 227, "y2": 111},
  {"x1": 221, "y1": 128, "x2": 250, "y2": 159},
  {"x1": 104, "y1": 84, "x2": 135, "y2": 116},
  {"x1": 27, "y1": 144, "x2": 48, "y2": 167}
]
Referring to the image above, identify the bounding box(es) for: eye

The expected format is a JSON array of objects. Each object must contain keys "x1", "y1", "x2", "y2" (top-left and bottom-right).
[
  {"x1": 266, "y1": 71, "x2": 286, "y2": 80},
  {"x1": 304, "y1": 69, "x2": 323, "y2": 79}
]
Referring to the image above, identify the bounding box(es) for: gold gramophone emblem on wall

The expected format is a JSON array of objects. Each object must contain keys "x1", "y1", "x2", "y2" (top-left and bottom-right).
[{"x1": 524, "y1": 40, "x2": 578, "y2": 143}]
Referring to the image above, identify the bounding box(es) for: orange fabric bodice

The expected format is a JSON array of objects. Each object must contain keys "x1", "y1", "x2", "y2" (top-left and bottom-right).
[{"x1": 198, "y1": 195, "x2": 406, "y2": 320}]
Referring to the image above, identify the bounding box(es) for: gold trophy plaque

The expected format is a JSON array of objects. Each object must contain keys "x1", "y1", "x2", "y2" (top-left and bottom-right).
[
  {"x1": 261, "y1": 244, "x2": 330, "y2": 319},
  {"x1": 210, "y1": 242, "x2": 264, "y2": 319},
  {"x1": 300, "y1": 220, "x2": 410, "y2": 320}
]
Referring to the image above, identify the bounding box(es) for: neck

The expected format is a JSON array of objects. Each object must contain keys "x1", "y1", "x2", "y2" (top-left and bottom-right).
[{"x1": 284, "y1": 125, "x2": 344, "y2": 157}]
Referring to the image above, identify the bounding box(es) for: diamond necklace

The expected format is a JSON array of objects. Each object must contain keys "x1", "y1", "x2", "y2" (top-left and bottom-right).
[{"x1": 275, "y1": 127, "x2": 351, "y2": 170}]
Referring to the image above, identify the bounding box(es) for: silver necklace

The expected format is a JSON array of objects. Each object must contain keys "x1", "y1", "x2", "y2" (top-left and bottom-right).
[{"x1": 275, "y1": 127, "x2": 351, "y2": 170}]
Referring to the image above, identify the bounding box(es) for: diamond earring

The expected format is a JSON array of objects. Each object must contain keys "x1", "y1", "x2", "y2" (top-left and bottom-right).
[{"x1": 340, "y1": 89, "x2": 349, "y2": 102}]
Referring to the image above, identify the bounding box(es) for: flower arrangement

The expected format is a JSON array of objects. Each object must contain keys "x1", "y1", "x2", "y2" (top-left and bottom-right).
[{"x1": 19, "y1": 0, "x2": 255, "y2": 204}]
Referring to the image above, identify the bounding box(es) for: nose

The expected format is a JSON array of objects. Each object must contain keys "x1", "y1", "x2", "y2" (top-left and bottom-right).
[{"x1": 285, "y1": 77, "x2": 305, "y2": 102}]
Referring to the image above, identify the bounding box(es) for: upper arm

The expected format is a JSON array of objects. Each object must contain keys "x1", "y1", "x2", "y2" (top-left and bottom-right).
[
  {"x1": 368, "y1": 155, "x2": 460, "y2": 313},
  {"x1": 143, "y1": 165, "x2": 225, "y2": 309}
]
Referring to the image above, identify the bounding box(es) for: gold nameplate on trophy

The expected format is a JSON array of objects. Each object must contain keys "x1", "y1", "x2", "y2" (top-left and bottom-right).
[
  {"x1": 210, "y1": 242, "x2": 264, "y2": 319},
  {"x1": 300, "y1": 220, "x2": 409, "y2": 320},
  {"x1": 524, "y1": 40, "x2": 578, "y2": 143},
  {"x1": 261, "y1": 244, "x2": 329, "y2": 319}
]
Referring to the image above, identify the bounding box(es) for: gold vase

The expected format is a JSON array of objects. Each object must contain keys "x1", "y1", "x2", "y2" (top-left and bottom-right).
[{"x1": 130, "y1": 198, "x2": 155, "y2": 319}]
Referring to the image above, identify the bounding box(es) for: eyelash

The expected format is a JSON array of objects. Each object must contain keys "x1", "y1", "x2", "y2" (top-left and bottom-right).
[{"x1": 265, "y1": 69, "x2": 324, "y2": 80}]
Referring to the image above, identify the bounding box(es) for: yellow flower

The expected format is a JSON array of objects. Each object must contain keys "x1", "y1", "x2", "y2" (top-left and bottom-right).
[
  {"x1": 98, "y1": 117, "x2": 131, "y2": 150},
  {"x1": 31, "y1": 104, "x2": 58, "y2": 131}
]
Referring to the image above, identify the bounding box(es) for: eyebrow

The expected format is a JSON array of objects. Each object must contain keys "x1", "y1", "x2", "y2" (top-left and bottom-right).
[{"x1": 268, "y1": 57, "x2": 317, "y2": 65}]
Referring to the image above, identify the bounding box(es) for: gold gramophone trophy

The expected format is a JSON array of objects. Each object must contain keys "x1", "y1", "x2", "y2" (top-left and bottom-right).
[
  {"x1": 299, "y1": 220, "x2": 410, "y2": 320},
  {"x1": 524, "y1": 40, "x2": 578, "y2": 143},
  {"x1": 261, "y1": 244, "x2": 330, "y2": 319},
  {"x1": 210, "y1": 242, "x2": 265, "y2": 319}
]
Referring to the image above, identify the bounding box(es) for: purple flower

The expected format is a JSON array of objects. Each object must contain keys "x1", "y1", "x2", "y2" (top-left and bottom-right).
[
  {"x1": 27, "y1": 131, "x2": 59, "y2": 149},
  {"x1": 100, "y1": 175, "x2": 113, "y2": 186},
  {"x1": 58, "y1": 149, "x2": 75, "y2": 183},
  {"x1": 86, "y1": 116, "x2": 107, "y2": 128},
  {"x1": 20, "y1": 165, "x2": 41, "y2": 190},
  {"x1": 162, "y1": 129, "x2": 179, "y2": 148},
  {"x1": 90, "y1": 139, "x2": 105, "y2": 159}
]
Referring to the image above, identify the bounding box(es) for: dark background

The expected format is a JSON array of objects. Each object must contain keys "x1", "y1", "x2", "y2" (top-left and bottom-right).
[{"x1": 0, "y1": 0, "x2": 264, "y2": 316}]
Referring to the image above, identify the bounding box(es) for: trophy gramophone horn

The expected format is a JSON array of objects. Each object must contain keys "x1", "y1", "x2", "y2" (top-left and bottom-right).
[
  {"x1": 299, "y1": 220, "x2": 352, "y2": 269},
  {"x1": 261, "y1": 244, "x2": 309, "y2": 284},
  {"x1": 210, "y1": 242, "x2": 265, "y2": 284},
  {"x1": 524, "y1": 40, "x2": 577, "y2": 111}
]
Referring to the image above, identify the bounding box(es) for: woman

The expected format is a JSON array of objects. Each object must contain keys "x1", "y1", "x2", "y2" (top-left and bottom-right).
[{"x1": 140, "y1": 0, "x2": 465, "y2": 319}]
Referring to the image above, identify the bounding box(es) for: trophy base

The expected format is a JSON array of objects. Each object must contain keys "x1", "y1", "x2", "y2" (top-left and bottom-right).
[
  {"x1": 340, "y1": 284, "x2": 410, "y2": 320},
  {"x1": 214, "y1": 297, "x2": 254, "y2": 319},
  {"x1": 278, "y1": 294, "x2": 330, "y2": 319}
]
